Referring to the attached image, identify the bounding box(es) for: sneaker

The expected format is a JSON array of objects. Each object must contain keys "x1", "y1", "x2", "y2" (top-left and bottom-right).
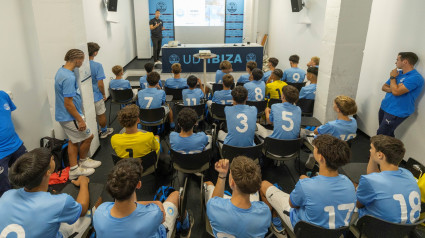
[
  {"x1": 180, "y1": 210, "x2": 194, "y2": 238},
  {"x1": 156, "y1": 60, "x2": 162, "y2": 64},
  {"x1": 271, "y1": 217, "x2": 287, "y2": 238},
  {"x1": 80, "y1": 158, "x2": 102, "y2": 169},
  {"x1": 100, "y1": 128, "x2": 114, "y2": 139},
  {"x1": 69, "y1": 167, "x2": 95, "y2": 180}
]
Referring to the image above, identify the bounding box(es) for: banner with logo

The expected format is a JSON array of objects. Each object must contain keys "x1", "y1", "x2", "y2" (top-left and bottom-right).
[
  {"x1": 149, "y1": 0, "x2": 175, "y2": 45},
  {"x1": 225, "y1": 0, "x2": 244, "y2": 43}
]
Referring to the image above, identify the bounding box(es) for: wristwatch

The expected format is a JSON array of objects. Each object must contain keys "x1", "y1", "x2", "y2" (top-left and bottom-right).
[{"x1": 390, "y1": 76, "x2": 396, "y2": 80}]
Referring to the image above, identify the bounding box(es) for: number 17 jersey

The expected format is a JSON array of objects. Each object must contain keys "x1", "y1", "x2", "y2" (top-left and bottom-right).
[{"x1": 224, "y1": 104, "x2": 257, "y2": 147}]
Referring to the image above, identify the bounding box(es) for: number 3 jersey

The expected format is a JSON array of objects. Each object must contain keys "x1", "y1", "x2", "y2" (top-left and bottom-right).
[
  {"x1": 290, "y1": 175, "x2": 356, "y2": 229},
  {"x1": 357, "y1": 168, "x2": 421, "y2": 224},
  {"x1": 224, "y1": 104, "x2": 257, "y2": 147}
]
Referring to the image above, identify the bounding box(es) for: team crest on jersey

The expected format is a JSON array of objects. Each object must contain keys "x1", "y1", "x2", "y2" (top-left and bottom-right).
[
  {"x1": 167, "y1": 207, "x2": 174, "y2": 216},
  {"x1": 0, "y1": 166, "x2": 4, "y2": 174},
  {"x1": 246, "y1": 53, "x2": 256, "y2": 62},
  {"x1": 3, "y1": 103, "x2": 10, "y2": 111},
  {"x1": 400, "y1": 78, "x2": 405, "y2": 83},
  {"x1": 156, "y1": 2, "x2": 167, "y2": 13},
  {"x1": 227, "y1": 2, "x2": 237, "y2": 13},
  {"x1": 169, "y1": 54, "x2": 180, "y2": 64}
]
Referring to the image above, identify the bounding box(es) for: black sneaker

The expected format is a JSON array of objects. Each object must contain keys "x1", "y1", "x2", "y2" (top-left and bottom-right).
[{"x1": 180, "y1": 210, "x2": 194, "y2": 238}]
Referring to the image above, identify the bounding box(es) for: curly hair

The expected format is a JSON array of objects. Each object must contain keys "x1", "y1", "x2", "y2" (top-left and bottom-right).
[
  {"x1": 87, "y1": 42, "x2": 100, "y2": 56},
  {"x1": 106, "y1": 158, "x2": 143, "y2": 201},
  {"x1": 118, "y1": 105, "x2": 139, "y2": 128},
  {"x1": 64, "y1": 49, "x2": 84, "y2": 62},
  {"x1": 230, "y1": 156, "x2": 262, "y2": 194},
  {"x1": 231, "y1": 86, "x2": 248, "y2": 104},
  {"x1": 177, "y1": 108, "x2": 198, "y2": 132},
  {"x1": 312, "y1": 135, "x2": 350, "y2": 170},
  {"x1": 334, "y1": 95, "x2": 357, "y2": 116}
]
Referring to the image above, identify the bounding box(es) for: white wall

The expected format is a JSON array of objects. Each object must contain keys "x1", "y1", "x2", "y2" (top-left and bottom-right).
[
  {"x1": 356, "y1": 0, "x2": 425, "y2": 162},
  {"x1": 267, "y1": 0, "x2": 327, "y2": 70}
]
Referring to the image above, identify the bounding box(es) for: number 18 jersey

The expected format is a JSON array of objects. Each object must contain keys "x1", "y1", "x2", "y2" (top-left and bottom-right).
[{"x1": 224, "y1": 104, "x2": 257, "y2": 147}]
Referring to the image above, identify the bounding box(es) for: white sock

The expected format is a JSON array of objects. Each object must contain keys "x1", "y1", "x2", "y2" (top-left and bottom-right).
[{"x1": 70, "y1": 165, "x2": 78, "y2": 171}]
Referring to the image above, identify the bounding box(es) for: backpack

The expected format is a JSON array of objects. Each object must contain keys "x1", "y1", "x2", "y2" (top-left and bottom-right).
[
  {"x1": 40, "y1": 137, "x2": 69, "y2": 173},
  {"x1": 154, "y1": 186, "x2": 176, "y2": 203}
]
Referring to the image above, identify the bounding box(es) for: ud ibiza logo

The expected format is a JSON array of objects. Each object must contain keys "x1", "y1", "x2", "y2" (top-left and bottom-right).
[
  {"x1": 227, "y1": 2, "x2": 237, "y2": 13},
  {"x1": 246, "y1": 53, "x2": 256, "y2": 62},
  {"x1": 156, "y1": 1, "x2": 167, "y2": 13},
  {"x1": 3, "y1": 103, "x2": 10, "y2": 111},
  {"x1": 169, "y1": 54, "x2": 180, "y2": 64}
]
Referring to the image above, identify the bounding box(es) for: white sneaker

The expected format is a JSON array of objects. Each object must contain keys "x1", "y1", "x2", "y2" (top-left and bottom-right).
[
  {"x1": 80, "y1": 158, "x2": 102, "y2": 169},
  {"x1": 156, "y1": 60, "x2": 162, "y2": 64},
  {"x1": 100, "y1": 128, "x2": 114, "y2": 139},
  {"x1": 69, "y1": 167, "x2": 95, "y2": 180}
]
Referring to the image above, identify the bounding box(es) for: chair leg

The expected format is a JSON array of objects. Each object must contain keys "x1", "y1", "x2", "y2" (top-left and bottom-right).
[
  {"x1": 283, "y1": 163, "x2": 297, "y2": 186},
  {"x1": 108, "y1": 102, "x2": 112, "y2": 126},
  {"x1": 200, "y1": 174, "x2": 204, "y2": 220}
]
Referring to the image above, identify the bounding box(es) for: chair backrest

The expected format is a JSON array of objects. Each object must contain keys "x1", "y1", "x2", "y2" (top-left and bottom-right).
[
  {"x1": 268, "y1": 98, "x2": 282, "y2": 108},
  {"x1": 287, "y1": 82, "x2": 306, "y2": 92},
  {"x1": 356, "y1": 215, "x2": 425, "y2": 238},
  {"x1": 111, "y1": 151, "x2": 157, "y2": 166},
  {"x1": 212, "y1": 83, "x2": 235, "y2": 93},
  {"x1": 164, "y1": 87, "x2": 183, "y2": 100},
  {"x1": 139, "y1": 107, "x2": 166, "y2": 124},
  {"x1": 175, "y1": 104, "x2": 205, "y2": 118},
  {"x1": 211, "y1": 103, "x2": 228, "y2": 120},
  {"x1": 222, "y1": 143, "x2": 264, "y2": 163},
  {"x1": 264, "y1": 137, "x2": 301, "y2": 158},
  {"x1": 294, "y1": 221, "x2": 349, "y2": 238},
  {"x1": 170, "y1": 149, "x2": 212, "y2": 172},
  {"x1": 297, "y1": 99, "x2": 315, "y2": 116},
  {"x1": 109, "y1": 88, "x2": 134, "y2": 103},
  {"x1": 246, "y1": 100, "x2": 267, "y2": 115},
  {"x1": 236, "y1": 82, "x2": 245, "y2": 87}
]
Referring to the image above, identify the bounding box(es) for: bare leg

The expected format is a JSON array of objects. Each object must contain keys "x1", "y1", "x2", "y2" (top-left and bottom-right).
[
  {"x1": 68, "y1": 141, "x2": 79, "y2": 167},
  {"x1": 79, "y1": 134, "x2": 94, "y2": 159},
  {"x1": 97, "y1": 114, "x2": 107, "y2": 128}
]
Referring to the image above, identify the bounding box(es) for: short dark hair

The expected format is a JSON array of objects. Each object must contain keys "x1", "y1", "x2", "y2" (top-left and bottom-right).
[
  {"x1": 87, "y1": 42, "x2": 100, "y2": 56},
  {"x1": 399, "y1": 52, "x2": 419, "y2": 66},
  {"x1": 371, "y1": 135, "x2": 405, "y2": 166},
  {"x1": 147, "y1": 71, "x2": 160, "y2": 86},
  {"x1": 118, "y1": 105, "x2": 139, "y2": 128},
  {"x1": 107, "y1": 158, "x2": 143, "y2": 201},
  {"x1": 283, "y1": 85, "x2": 299, "y2": 104},
  {"x1": 171, "y1": 63, "x2": 182, "y2": 74},
  {"x1": 223, "y1": 74, "x2": 234, "y2": 88},
  {"x1": 230, "y1": 156, "x2": 262, "y2": 194},
  {"x1": 177, "y1": 108, "x2": 198, "y2": 132},
  {"x1": 155, "y1": 10, "x2": 160, "y2": 13},
  {"x1": 312, "y1": 135, "x2": 350, "y2": 171},
  {"x1": 251, "y1": 68, "x2": 264, "y2": 81},
  {"x1": 246, "y1": 61, "x2": 257, "y2": 71},
  {"x1": 144, "y1": 63, "x2": 154, "y2": 73},
  {"x1": 231, "y1": 86, "x2": 248, "y2": 104},
  {"x1": 187, "y1": 75, "x2": 198, "y2": 88},
  {"x1": 9, "y1": 148, "x2": 51, "y2": 190},
  {"x1": 307, "y1": 66, "x2": 318, "y2": 76},
  {"x1": 268, "y1": 57, "x2": 279, "y2": 67},
  {"x1": 272, "y1": 69, "x2": 283, "y2": 79},
  {"x1": 289, "y1": 54, "x2": 300, "y2": 64}
]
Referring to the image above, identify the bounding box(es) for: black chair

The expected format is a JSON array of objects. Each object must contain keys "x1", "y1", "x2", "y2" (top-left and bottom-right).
[
  {"x1": 263, "y1": 137, "x2": 302, "y2": 184},
  {"x1": 291, "y1": 221, "x2": 349, "y2": 238},
  {"x1": 268, "y1": 98, "x2": 281, "y2": 108},
  {"x1": 220, "y1": 142, "x2": 264, "y2": 164},
  {"x1": 164, "y1": 87, "x2": 183, "y2": 101},
  {"x1": 108, "y1": 88, "x2": 134, "y2": 126},
  {"x1": 246, "y1": 100, "x2": 267, "y2": 117},
  {"x1": 111, "y1": 151, "x2": 158, "y2": 177},
  {"x1": 212, "y1": 83, "x2": 235, "y2": 94},
  {"x1": 175, "y1": 103, "x2": 205, "y2": 119},
  {"x1": 139, "y1": 107, "x2": 166, "y2": 127},
  {"x1": 297, "y1": 99, "x2": 315, "y2": 117},
  {"x1": 350, "y1": 215, "x2": 425, "y2": 238},
  {"x1": 211, "y1": 103, "x2": 228, "y2": 121},
  {"x1": 236, "y1": 82, "x2": 245, "y2": 87},
  {"x1": 287, "y1": 82, "x2": 306, "y2": 92}
]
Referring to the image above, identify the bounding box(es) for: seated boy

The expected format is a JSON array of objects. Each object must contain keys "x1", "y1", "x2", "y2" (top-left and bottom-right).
[
  {"x1": 94, "y1": 158, "x2": 193, "y2": 238},
  {"x1": 244, "y1": 68, "x2": 265, "y2": 101},
  {"x1": 215, "y1": 60, "x2": 233, "y2": 84},
  {"x1": 256, "y1": 85, "x2": 301, "y2": 140},
  {"x1": 237, "y1": 61, "x2": 258, "y2": 84},
  {"x1": 307, "y1": 56, "x2": 320, "y2": 68},
  {"x1": 266, "y1": 69, "x2": 288, "y2": 100},
  {"x1": 263, "y1": 57, "x2": 279, "y2": 83},
  {"x1": 0, "y1": 148, "x2": 90, "y2": 237},
  {"x1": 140, "y1": 62, "x2": 163, "y2": 89},
  {"x1": 356, "y1": 135, "x2": 421, "y2": 224},
  {"x1": 182, "y1": 75, "x2": 205, "y2": 106},
  {"x1": 170, "y1": 108, "x2": 211, "y2": 154},
  {"x1": 299, "y1": 66, "x2": 318, "y2": 100},
  {"x1": 137, "y1": 71, "x2": 175, "y2": 128},
  {"x1": 217, "y1": 86, "x2": 257, "y2": 147},
  {"x1": 110, "y1": 65, "x2": 138, "y2": 100},
  {"x1": 208, "y1": 74, "x2": 235, "y2": 107},
  {"x1": 260, "y1": 135, "x2": 356, "y2": 233},
  {"x1": 111, "y1": 105, "x2": 160, "y2": 158},
  {"x1": 165, "y1": 63, "x2": 188, "y2": 89},
  {"x1": 283, "y1": 55, "x2": 306, "y2": 83},
  {"x1": 205, "y1": 157, "x2": 271, "y2": 237}
]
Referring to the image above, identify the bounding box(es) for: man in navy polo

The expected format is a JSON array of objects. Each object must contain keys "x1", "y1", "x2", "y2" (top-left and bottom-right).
[{"x1": 379, "y1": 52, "x2": 424, "y2": 137}]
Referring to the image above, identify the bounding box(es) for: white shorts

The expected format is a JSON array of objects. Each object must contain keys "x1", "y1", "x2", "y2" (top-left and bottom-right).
[
  {"x1": 59, "y1": 119, "x2": 93, "y2": 144},
  {"x1": 217, "y1": 130, "x2": 227, "y2": 149},
  {"x1": 162, "y1": 201, "x2": 178, "y2": 237},
  {"x1": 204, "y1": 184, "x2": 259, "y2": 205},
  {"x1": 256, "y1": 123, "x2": 273, "y2": 140},
  {"x1": 95, "y1": 99, "x2": 106, "y2": 116},
  {"x1": 162, "y1": 105, "x2": 170, "y2": 116},
  {"x1": 265, "y1": 185, "x2": 293, "y2": 231}
]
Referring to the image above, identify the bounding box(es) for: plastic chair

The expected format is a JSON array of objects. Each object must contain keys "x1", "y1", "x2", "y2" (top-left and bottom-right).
[
  {"x1": 297, "y1": 99, "x2": 315, "y2": 117},
  {"x1": 139, "y1": 107, "x2": 166, "y2": 127},
  {"x1": 286, "y1": 82, "x2": 306, "y2": 92},
  {"x1": 293, "y1": 221, "x2": 349, "y2": 238},
  {"x1": 246, "y1": 100, "x2": 267, "y2": 117},
  {"x1": 212, "y1": 83, "x2": 235, "y2": 94},
  {"x1": 175, "y1": 103, "x2": 205, "y2": 119},
  {"x1": 236, "y1": 82, "x2": 245, "y2": 87},
  {"x1": 268, "y1": 98, "x2": 281, "y2": 108},
  {"x1": 219, "y1": 142, "x2": 264, "y2": 164},
  {"x1": 111, "y1": 151, "x2": 158, "y2": 177},
  {"x1": 108, "y1": 88, "x2": 134, "y2": 126},
  {"x1": 211, "y1": 103, "x2": 228, "y2": 121},
  {"x1": 164, "y1": 87, "x2": 183, "y2": 101}
]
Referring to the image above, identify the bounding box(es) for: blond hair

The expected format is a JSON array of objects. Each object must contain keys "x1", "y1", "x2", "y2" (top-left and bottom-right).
[
  {"x1": 220, "y1": 60, "x2": 232, "y2": 70},
  {"x1": 112, "y1": 65, "x2": 123, "y2": 76},
  {"x1": 171, "y1": 63, "x2": 182, "y2": 74},
  {"x1": 334, "y1": 95, "x2": 357, "y2": 116}
]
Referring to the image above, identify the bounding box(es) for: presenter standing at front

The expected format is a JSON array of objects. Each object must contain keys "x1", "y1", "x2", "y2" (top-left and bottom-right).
[{"x1": 150, "y1": 10, "x2": 165, "y2": 65}]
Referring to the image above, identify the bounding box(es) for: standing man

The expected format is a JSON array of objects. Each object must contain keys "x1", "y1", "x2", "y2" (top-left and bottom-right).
[
  {"x1": 150, "y1": 10, "x2": 165, "y2": 65},
  {"x1": 378, "y1": 52, "x2": 424, "y2": 137}
]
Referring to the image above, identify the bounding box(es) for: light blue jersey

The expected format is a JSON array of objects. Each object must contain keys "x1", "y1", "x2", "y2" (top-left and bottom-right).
[
  {"x1": 290, "y1": 175, "x2": 356, "y2": 229},
  {"x1": 299, "y1": 84, "x2": 317, "y2": 100},
  {"x1": 137, "y1": 88, "x2": 166, "y2": 109},
  {"x1": 263, "y1": 70, "x2": 272, "y2": 83},
  {"x1": 182, "y1": 88, "x2": 204, "y2": 106},
  {"x1": 207, "y1": 197, "x2": 271, "y2": 238},
  {"x1": 165, "y1": 77, "x2": 188, "y2": 89},
  {"x1": 215, "y1": 70, "x2": 226, "y2": 84},
  {"x1": 357, "y1": 168, "x2": 421, "y2": 224},
  {"x1": 212, "y1": 90, "x2": 233, "y2": 105},
  {"x1": 224, "y1": 105, "x2": 257, "y2": 147},
  {"x1": 90, "y1": 60, "x2": 106, "y2": 102},
  {"x1": 0, "y1": 188, "x2": 82, "y2": 238},
  {"x1": 237, "y1": 74, "x2": 250, "y2": 84},
  {"x1": 317, "y1": 117, "x2": 357, "y2": 141},
  {"x1": 244, "y1": 80, "x2": 266, "y2": 101},
  {"x1": 283, "y1": 67, "x2": 306, "y2": 83},
  {"x1": 0, "y1": 91, "x2": 23, "y2": 159},
  {"x1": 110, "y1": 79, "x2": 131, "y2": 90},
  {"x1": 93, "y1": 202, "x2": 166, "y2": 238},
  {"x1": 140, "y1": 75, "x2": 163, "y2": 89},
  {"x1": 269, "y1": 102, "x2": 301, "y2": 139},
  {"x1": 381, "y1": 69, "x2": 424, "y2": 118},
  {"x1": 54, "y1": 67, "x2": 83, "y2": 122},
  {"x1": 170, "y1": 132, "x2": 209, "y2": 154}
]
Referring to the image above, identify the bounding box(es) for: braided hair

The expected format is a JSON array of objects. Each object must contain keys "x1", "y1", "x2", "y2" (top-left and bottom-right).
[{"x1": 64, "y1": 49, "x2": 84, "y2": 62}]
